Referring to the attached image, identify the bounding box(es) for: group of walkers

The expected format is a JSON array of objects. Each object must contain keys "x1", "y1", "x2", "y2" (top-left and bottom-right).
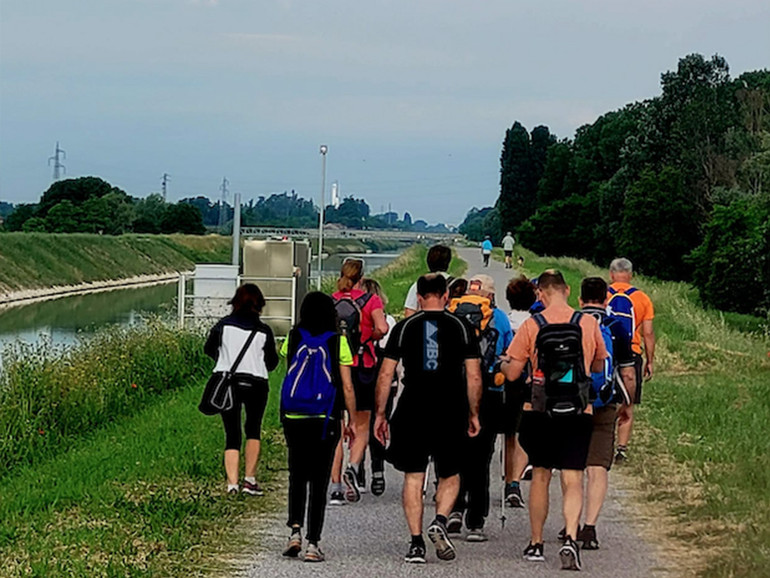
[{"x1": 202, "y1": 243, "x2": 655, "y2": 571}]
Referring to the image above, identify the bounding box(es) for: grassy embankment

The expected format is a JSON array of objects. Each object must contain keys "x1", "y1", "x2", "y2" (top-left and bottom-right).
[
  {"x1": 0, "y1": 244, "x2": 431, "y2": 577},
  {"x1": 0, "y1": 233, "x2": 232, "y2": 295},
  {"x1": 505, "y1": 247, "x2": 770, "y2": 578}
]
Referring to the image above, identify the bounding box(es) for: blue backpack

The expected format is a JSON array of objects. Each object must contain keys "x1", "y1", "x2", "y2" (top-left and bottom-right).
[
  {"x1": 281, "y1": 329, "x2": 338, "y2": 421},
  {"x1": 592, "y1": 318, "x2": 616, "y2": 408},
  {"x1": 607, "y1": 287, "x2": 637, "y2": 344}
]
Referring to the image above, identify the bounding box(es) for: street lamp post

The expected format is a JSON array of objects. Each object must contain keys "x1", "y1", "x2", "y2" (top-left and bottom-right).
[{"x1": 317, "y1": 145, "x2": 328, "y2": 290}]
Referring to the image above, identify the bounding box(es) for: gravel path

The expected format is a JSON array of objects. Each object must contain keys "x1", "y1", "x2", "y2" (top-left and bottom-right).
[{"x1": 240, "y1": 248, "x2": 670, "y2": 577}]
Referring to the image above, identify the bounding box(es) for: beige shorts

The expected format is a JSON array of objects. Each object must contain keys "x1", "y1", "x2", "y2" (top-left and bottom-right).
[{"x1": 586, "y1": 405, "x2": 618, "y2": 470}]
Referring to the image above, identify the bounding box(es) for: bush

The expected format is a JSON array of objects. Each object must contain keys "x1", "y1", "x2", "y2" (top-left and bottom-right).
[{"x1": 0, "y1": 323, "x2": 212, "y2": 473}]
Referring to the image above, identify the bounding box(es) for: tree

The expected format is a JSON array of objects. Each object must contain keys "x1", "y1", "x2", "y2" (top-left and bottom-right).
[
  {"x1": 326, "y1": 197, "x2": 370, "y2": 228},
  {"x1": 403, "y1": 212, "x2": 413, "y2": 226},
  {"x1": 160, "y1": 203, "x2": 206, "y2": 234},
  {"x1": 498, "y1": 122, "x2": 533, "y2": 231},
  {"x1": 134, "y1": 194, "x2": 167, "y2": 234},
  {"x1": 38, "y1": 177, "x2": 127, "y2": 217},
  {"x1": 44, "y1": 200, "x2": 82, "y2": 233},
  {"x1": 458, "y1": 207, "x2": 497, "y2": 241},
  {"x1": 537, "y1": 141, "x2": 573, "y2": 206},
  {"x1": 619, "y1": 167, "x2": 701, "y2": 280},
  {"x1": 4, "y1": 204, "x2": 37, "y2": 231}
]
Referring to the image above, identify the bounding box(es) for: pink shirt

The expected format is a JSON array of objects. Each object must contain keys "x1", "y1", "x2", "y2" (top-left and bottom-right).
[{"x1": 332, "y1": 288, "x2": 384, "y2": 368}]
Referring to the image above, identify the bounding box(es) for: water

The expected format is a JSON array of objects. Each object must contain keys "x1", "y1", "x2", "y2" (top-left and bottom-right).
[
  {"x1": 0, "y1": 251, "x2": 400, "y2": 348},
  {"x1": 0, "y1": 283, "x2": 177, "y2": 349}
]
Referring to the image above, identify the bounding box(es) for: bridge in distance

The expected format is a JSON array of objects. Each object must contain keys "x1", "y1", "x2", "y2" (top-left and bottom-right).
[{"x1": 240, "y1": 226, "x2": 463, "y2": 244}]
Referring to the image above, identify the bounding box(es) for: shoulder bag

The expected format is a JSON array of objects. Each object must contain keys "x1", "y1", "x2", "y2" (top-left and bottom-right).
[{"x1": 198, "y1": 328, "x2": 259, "y2": 415}]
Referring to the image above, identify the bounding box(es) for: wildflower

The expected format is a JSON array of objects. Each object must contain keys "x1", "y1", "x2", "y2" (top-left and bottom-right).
[
  {"x1": 131, "y1": 383, "x2": 138, "y2": 389},
  {"x1": 38, "y1": 429, "x2": 45, "y2": 435}
]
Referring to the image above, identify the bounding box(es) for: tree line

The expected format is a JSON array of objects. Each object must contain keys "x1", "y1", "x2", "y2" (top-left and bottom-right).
[
  {"x1": 1, "y1": 179, "x2": 452, "y2": 236},
  {"x1": 460, "y1": 54, "x2": 770, "y2": 318}
]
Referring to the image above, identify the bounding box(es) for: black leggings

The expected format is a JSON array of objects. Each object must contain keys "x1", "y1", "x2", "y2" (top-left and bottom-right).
[
  {"x1": 284, "y1": 419, "x2": 340, "y2": 543},
  {"x1": 221, "y1": 380, "x2": 269, "y2": 450}
]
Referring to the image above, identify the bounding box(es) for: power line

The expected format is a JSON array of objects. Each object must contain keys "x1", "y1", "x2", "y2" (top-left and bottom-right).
[
  {"x1": 48, "y1": 142, "x2": 66, "y2": 181},
  {"x1": 161, "y1": 173, "x2": 170, "y2": 201},
  {"x1": 218, "y1": 176, "x2": 229, "y2": 232}
]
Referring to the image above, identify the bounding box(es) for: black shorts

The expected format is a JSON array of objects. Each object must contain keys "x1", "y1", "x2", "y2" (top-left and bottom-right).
[
  {"x1": 352, "y1": 366, "x2": 377, "y2": 411},
  {"x1": 518, "y1": 411, "x2": 593, "y2": 471},
  {"x1": 387, "y1": 410, "x2": 465, "y2": 478},
  {"x1": 504, "y1": 250, "x2": 513, "y2": 258},
  {"x1": 633, "y1": 354, "x2": 643, "y2": 404}
]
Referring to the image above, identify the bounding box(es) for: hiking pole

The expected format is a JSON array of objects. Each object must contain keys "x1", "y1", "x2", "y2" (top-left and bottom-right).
[
  {"x1": 423, "y1": 456, "x2": 432, "y2": 499},
  {"x1": 499, "y1": 431, "x2": 507, "y2": 529}
]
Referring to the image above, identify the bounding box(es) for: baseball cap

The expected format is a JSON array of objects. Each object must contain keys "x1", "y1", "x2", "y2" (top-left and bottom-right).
[{"x1": 468, "y1": 274, "x2": 495, "y2": 296}]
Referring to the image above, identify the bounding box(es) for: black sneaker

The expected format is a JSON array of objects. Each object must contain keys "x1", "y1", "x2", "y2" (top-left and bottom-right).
[
  {"x1": 523, "y1": 542, "x2": 545, "y2": 562},
  {"x1": 427, "y1": 519, "x2": 456, "y2": 561},
  {"x1": 371, "y1": 472, "x2": 385, "y2": 496},
  {"x1": 559, "y1": 538, "x2": 582, "y2": 571},
  {"x1": 343, "y1": 466, "x2": 361, "y2": 503},
  {"x1": 329, "y1": 491, "x2": 346, "y2": 506},
  {"x1": 558, "y1": 527, "x2": 567, "y2": 542},
  {"x1": 614, "y1": 446, "x2": 628, "y2": 464},
  {"x1": 446, "y1": 511, "x2": 463, "y2": 534},
  {"x1": 505, "y1": 484, "x2": 525, "y2": 508},
  {"x1": 522, "y1": 465, "x2": 533, "y2": 480},
  {"x1": 577, "y1": 526, "x2": 599, "y2": 550},
  {"x1": 404, "y1": 542, "x2": 427, "y2": 564}
]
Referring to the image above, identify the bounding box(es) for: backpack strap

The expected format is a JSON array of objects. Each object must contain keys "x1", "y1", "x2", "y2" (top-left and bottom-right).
[
  {"x1": 533, "y1": 312, "x2": 548, "y2": 328},
  {"x1": 569, "y1": 311, "x2": 583, "y2": 326},
  {"x1": 625, "y1": 287, "x2": 638, "y2": 296},
  {"x1": 229, "y1": 328, "x2": 259, "y2": 374},
  {"x1": 608, "y1": 287, "x2": 618, "y2": 296}
]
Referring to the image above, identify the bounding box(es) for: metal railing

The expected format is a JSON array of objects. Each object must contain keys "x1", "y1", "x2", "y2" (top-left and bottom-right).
[{"x1": 177, "y1": 273, "x2": 297, "y2": 336}]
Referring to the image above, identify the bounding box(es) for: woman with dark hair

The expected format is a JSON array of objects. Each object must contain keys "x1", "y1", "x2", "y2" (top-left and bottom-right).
[
  {"x1": 204, "y1": 283, "x2": 279, "y2": 496},
  {"x1": 279, "y1": 291, "x2": 357, "y2": 562},
  {"x1": 329, "y1": 258, "x2": 389, "y2": 504}
]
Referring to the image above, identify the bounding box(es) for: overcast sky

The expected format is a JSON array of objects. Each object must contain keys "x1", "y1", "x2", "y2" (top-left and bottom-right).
[{"x1": 1, "y1": 0, "x2": 768, "y2": 224}]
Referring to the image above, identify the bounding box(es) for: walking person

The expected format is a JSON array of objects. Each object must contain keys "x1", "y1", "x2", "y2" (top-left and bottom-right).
[
  {"x1": 279, "y1": 292, "x2": 358, "y2": 562},
  {"x1": 481, "y1": 236, "x2": 493, "y2": 267},
  {"x1": 502, "y1": 231, "x2": 516, "y2": 269},
  {"x1": 607, "y1": 258, "x2": 655, "y2": 463},
  {"x1": 403, "y1": 244, "x2": 452, "y2": 317},
  {"x1": 501, "y1": 270, "x2": 607, "y2": 571},
  {"x1": 447, "y1": 274, "x2": 513, "y2": 541},
  {"x1": 329, "y1": 258, "x2": 389, "y2": 503},
  {"x1": 374, "y1": 274, "x2": 483, "y2": 564},
  {"x1": 360, "y1": 278, "x2": 398, "y2": 497},
  {"x1": 204, "y1": 283, "x2": 279, "y2": 496},
  {"x1": 502, "y1": 275, "x2": 538, "y2": 508}
]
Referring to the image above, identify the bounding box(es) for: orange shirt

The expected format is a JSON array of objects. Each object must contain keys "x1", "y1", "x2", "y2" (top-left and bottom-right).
[
  {"x1": 506, "y1": 302, "x2": 608, "y2": 377},
  {"x1": 608, "y1": 281, "x2": 654, "y2": 355}
]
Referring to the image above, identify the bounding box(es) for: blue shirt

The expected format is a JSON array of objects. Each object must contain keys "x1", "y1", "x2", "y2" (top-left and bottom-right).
[{"x1": 481, "y1": 240, "x2": 493, "y2": 253}]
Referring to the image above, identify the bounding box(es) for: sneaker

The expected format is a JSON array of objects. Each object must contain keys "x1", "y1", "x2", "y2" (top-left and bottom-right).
[
  {"x1": 404, "y1": 542, "x2": 427, "y2": 564},
  {"x1": 356, "y1": 464, "x2": 367, "y2": 494},
  {"x1": 522, "y1": 465, "x2": 533, "y2": 481},
  {"x1": 329, "y1": 491, "x2": 346, "y2": 506},
  {"x1": 466, "y1": 527, "x2": 488, "y2": 542},
  {"x1": 558, "y1": 527, "x2": 567, "y2": 542},
  {"x1": 227, "y1": 487, "x2": 239, "y2": 496},
  {"x1": 505, "y1": 484, "x2": 525, "y2": 508},
  {"x1": 614, "y1": 446, "x2": 628, "y2": 464},
  {"x1": 577, "y1": 526, "x2": 599, "y2": 550},
  {"x1": 282, "y1": 529, "x2": 302, "y2": 558},
  {"x1": 304, "y1": 542, "x2": 325, "y2": 563},
  {"x1": 371, "y1": 472, "x2": 386, "y2": 496},
  {"x1": 342, "y1": 466, "x2": 361, "y2": 503},
  {"x1": 559, "y1": 538, "x2": 582, "y2": 570},
  {"x1": 242, "y1": 480, "x2": 264, "y2": 496},
  {"x1": 427, "y1": 519, "x2": 456, "y2": 561},
  {"x1": 523, "y1": 542, "x2": 545, "y2": 562},
  {"x1": 446, "y1": 511, "x2": 463, "y2": 535}
]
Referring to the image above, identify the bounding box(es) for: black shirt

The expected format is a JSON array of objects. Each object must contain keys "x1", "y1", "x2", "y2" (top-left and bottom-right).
[{"x1": 384, "y1": 310, "x2": 480, "y2": 426}]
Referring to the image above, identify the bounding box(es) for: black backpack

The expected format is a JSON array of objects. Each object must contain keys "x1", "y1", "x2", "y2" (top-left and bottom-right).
[
  {"x1": 533, "y1": 311, "x2": 592, "y2": 416},
  {"x1": 333, "y1": 292, "x2": 373, "y2": 360}
]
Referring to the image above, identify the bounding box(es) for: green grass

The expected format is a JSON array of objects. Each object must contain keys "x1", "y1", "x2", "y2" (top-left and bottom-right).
[
  {"x1": 0, "y1": 375, "x2": 286, "y2": 577},
  {"x1": 0, "y1": 323, "x2": 211, "y2": 473},
  {"x1": 509, "y1": 246, "x2": 770, "y2": 577},
  {"x1": 0, "y1": 244, "x2": 435, "y2": 576},
  {"x1": 0, "y1": 233, "x2": 231, "y2": 294}
]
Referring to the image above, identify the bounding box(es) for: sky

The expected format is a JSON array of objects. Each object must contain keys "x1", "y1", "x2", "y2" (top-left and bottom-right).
[{"x1": 1, "y1": 0, "x2": 768, "y2": 225}]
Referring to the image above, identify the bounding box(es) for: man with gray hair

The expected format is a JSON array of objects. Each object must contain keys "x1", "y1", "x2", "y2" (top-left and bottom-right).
[{"x1": 607, "y1": 258, "x2": 655, "y2": 464}]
